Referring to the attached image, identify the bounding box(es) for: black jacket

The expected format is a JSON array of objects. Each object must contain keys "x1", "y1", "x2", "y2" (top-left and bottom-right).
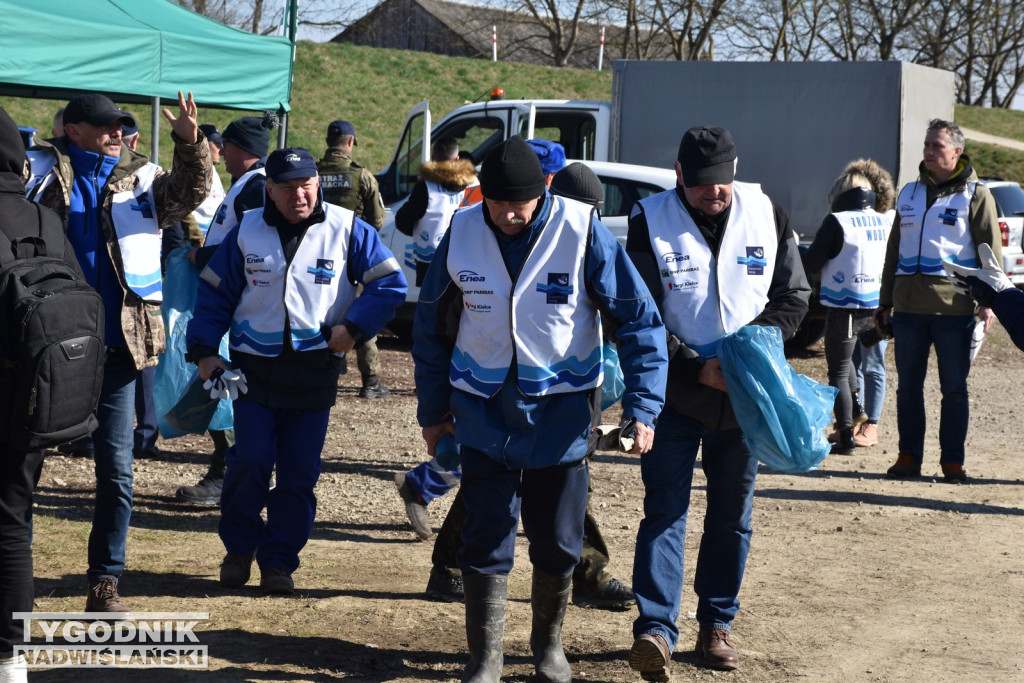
[
  {"x1": 626, "y1": 185, "x2": 810, "y2": 430},
  {"x1": 0, "y1": 107, "x2": 82, "y2": 278}
]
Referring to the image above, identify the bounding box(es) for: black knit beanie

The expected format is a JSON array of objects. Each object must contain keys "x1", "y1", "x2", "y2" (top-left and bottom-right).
[
  {"x1": 222, "y1": 117, "x2": 270, "y2": 158},
  {"x1": 551, "y1": 162, "x2": 604, "y2": 209},
  {"x1": 479, "y1": 136, "x2": 546, "y2": 202}
]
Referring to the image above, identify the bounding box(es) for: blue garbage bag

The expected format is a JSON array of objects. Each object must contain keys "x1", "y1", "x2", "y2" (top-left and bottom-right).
[
  {"x1": 154, "y1": 246, "x2": 233, "y2": 438},
  {"x1": 600, "y1": 342, "x2": 626, "y2": 410},
  {"x1": 717, "y1": 325, "x2": 837, "y2": 473}
]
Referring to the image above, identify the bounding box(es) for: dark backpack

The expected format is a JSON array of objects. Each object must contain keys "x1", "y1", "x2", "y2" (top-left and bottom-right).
[{"x1": 0, "y1": 206, "x2": 105, "y2": 451}]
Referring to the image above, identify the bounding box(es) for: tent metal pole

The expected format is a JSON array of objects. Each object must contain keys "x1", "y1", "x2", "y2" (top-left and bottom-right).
[
  {"x1": 151, "y1": 97, "x2": 160, "y2": 163},
  {"x1": 278, "y1": 112, "x2": 288, "y2": 149}
]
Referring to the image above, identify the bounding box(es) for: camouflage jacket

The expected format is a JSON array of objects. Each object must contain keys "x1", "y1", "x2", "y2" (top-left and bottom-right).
[
  {"x1": 317, "y1": 147, "x2": 384, "y2": 229},
  {"x1": 30, "y1": 133, "x2": 213, "y2": 370}
]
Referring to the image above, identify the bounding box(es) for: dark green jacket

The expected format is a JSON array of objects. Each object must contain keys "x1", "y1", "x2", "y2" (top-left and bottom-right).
[{"x1": 317, "y1": 148, "x2": 384, "y2": 229}]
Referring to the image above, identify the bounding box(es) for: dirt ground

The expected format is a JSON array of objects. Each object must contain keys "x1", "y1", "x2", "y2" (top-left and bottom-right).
[{"x1": 24, "y1": 322, "x2": 1024, "y2": 682}]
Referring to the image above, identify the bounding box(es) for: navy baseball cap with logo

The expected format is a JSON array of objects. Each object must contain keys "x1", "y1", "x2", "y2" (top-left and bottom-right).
[
  {"x1": 327, "y1": 120, "x2": 357, "y2": 144},
  {"x1": 265, "y1": 147, "x2": 319, "y2": 183},
  {"x1": 64, "y1": 94, "x2": 136, "y2": 128}
]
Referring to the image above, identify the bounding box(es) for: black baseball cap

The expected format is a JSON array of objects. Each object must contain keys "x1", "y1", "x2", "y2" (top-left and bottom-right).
[
  {"x1": 64, "y1": 94, "x2": 135, "y2": 128},
  {"x1": 327, "y1": 120, "x2": 356, "y2": 144},
  {"x1": 199, "y1": 124, "x2": 223, "y2": 147},
  {"x1": 265, "y1": 147, "x2": 319, "y2": 183},
  {"x1": 677, "y1": 126, "x2": 737, "y2": 187}
]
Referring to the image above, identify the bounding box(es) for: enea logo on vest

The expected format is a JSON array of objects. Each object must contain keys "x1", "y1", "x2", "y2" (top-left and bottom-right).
[
  {"x1": 457, "y1": 270, "x2": 486, "y2": 283},
  {"x1": 245, "y1": 254, "x2": 272, "y2": 286},
  {"x1": 536, "y1": 273, "x2": 572, "y2": 304},
  {"x1": 737, "y1": 246, "x2": 767, "y2": 275},
  {"x1": 307, "y1": 259, "x2": 336, "y2": 285}
]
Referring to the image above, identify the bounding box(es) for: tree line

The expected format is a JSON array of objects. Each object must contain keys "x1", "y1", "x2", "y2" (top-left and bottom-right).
[{"x1": 176, "y1": 0, "x2": 1024, "y2": 108}]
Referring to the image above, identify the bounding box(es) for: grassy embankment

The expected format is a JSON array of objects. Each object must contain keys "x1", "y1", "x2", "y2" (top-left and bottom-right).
[{"x1": 2, "y1": 42, "x2": 1023, "y2": 181}]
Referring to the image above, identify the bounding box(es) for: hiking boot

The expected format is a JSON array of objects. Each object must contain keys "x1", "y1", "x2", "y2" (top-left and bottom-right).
[
  {"x1": 426, "y1": 566, "x2": 464, "y2": 602},
  {"x1": 394, "y1": 472, "x2": 433, "y2": 539},
  {"x1": 854, "y1": 422, "x2": 879, "y2": 447},
  {"x1": 220, "y1": 552, "x2": 255, "y2": 587},
  {"x1": 696, "y1": 627, "x2": 739, "y2": 670},
  {"x1": 629, "y1": 632, "x2": 671, "y2": 682},
  {"x1": 85, "y1": 578, "x2": 130, "y2": 614},
  {"x1": 358, "y1": 374, "x2": 390, "y2": 399},
  {"x1": 830, "y1": 428, "x2": 855, "y2": 455},
  {"x1": 572, "y1": 577, "x2": 635, "y2": 610},
  {"x1": 941, "y1": 463, "x2": 968, "y2": 484},
  {"x1": 827, "y1": 429, "x2": 841, "y2": 444},
  {"x1": 176, "y1": 475, "x2": 224, "y2": 505},
  {"x1": 260, "y1": 567, "x2": 295, "y2": 595},
  {"x1": 853, "y1": 411, "x2": 869, "y2": 426},
  {"x1": 886, "y1": 453, "x2": 922, "y2": 479}
]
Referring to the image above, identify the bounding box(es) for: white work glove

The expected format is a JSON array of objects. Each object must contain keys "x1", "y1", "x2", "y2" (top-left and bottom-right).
[
  {"x1": 592, "y1": 418, "x2": 638, "y2": 452},
  {"x1": 943, "y1": 243, "x2": 1013, "y2": 307},
  {"x1": 202, "y1": 368, "x2": 249, "y2": 401}
]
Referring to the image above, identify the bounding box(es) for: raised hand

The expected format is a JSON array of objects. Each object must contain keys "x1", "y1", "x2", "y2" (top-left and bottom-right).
[{"x1": 162, "y1": 90, "x2": 199, "y2": 144}]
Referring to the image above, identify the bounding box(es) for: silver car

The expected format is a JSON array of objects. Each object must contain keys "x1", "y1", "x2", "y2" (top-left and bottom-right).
[{"x1": 979, "y1": 178, "x2": 1024, "y2": 285}]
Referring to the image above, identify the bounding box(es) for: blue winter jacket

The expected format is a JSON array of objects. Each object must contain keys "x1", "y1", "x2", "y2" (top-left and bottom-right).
[{"x1": 413, "y1": 193, "x2": 667, "y2": 469}]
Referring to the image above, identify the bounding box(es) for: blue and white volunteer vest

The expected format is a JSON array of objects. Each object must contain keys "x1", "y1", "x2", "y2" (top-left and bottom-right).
[
  {"x1": 895, "y1": 181, "x2": 979, "y2": 276},
  {"x1": 192, "y1": 172, "x2": 226, "y2": 236},
  {"x1": 820, "y1": 209, "x2": 893, "y2": 309},
  {"x1": 205, "y1": 167, "x2": 265, "y2": 247},
  {"x1": 28, "y1": 153, "x2": 163, "y2": 302},
  {"x1": 446, "y1": 197, "x2": 603, "y2": 398},
  {"x1": 643, "y1": 182, "x2": 776, "y2": 358},
  {"x1": 230, "y1": 205, "x2": 358, "y2": 356},
  {"x1": 413, "y1": 182, "x2": 470, "y2": 265}
]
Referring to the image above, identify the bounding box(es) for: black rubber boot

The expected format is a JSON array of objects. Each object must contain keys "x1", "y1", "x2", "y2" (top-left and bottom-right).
[
  {"x1": 830, "y1": 427, "x2": 856, "y2": 455},
  {"x1": 530, "y1": 569, "x2": 573, "y2": 683},
  {"x1": 462, "y1": 574, "x2": 507, "y2": 683}
]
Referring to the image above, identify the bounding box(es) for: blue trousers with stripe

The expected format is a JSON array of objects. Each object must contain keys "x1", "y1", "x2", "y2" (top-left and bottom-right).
[{"x1": 219, "y1": 399, "x2": 329, "y2": 573}]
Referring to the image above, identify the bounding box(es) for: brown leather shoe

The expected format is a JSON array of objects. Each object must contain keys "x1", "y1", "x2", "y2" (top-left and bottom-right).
[
  {"x1": 86, "y1": 578, "x2": 130, "y2": 614},
  {"x1": 629, "y1": 632, "x2": 671, "y2": 682},
  {"x1": 695, "y1": 627, "x2": 739, "y2": 670},
  {"x1": 886, "y1": 453, "x2": 921, "y2": 479}
]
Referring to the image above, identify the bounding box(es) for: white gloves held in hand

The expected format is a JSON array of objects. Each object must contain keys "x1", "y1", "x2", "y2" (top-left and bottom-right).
[{"x1": 203, "y1": 367, "x2": 248, "y2": 401}]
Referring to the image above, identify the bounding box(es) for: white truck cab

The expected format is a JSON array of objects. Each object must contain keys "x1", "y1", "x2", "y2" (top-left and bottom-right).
[{"x1": 376, "y1": 98, "x2": 612, "y2": 205}]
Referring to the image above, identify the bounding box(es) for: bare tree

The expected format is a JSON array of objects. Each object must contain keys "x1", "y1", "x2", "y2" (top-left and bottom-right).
[
  {"x1": 512, "y1": 0, "x2": 590, "y2": 66},
  {"x1": 174, "y1": 0, "x2": 357, "y2": 38},
  {"x1": 725, "y1": 0, "x2": 830, "y2": 61}
]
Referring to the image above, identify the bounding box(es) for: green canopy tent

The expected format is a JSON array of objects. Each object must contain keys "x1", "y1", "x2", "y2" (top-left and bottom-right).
[{"x1": 0, "y1": 0, "x2": 296, "y2": 155}]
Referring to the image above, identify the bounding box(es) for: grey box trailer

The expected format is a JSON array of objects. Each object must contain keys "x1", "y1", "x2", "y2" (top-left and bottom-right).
[{"x1": 610, "y1": 60, "x2": 956, "y2": 239}]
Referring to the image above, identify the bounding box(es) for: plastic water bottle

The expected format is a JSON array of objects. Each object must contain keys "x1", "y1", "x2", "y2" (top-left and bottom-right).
[{"x1": 435, "y1": 433, "x2": 460, "y2": 470}]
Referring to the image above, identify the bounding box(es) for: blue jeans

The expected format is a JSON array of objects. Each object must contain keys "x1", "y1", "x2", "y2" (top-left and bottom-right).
[
  {"x1": 891, "y1": 313, "x2": 973, "y2": 465},
  {"x1": 219, "y1": 399, "x2": 329, "y2": 573},
  {"x1": 632, "y1": 408, "x2": 758, "y2": 652},
  {"x1": 88, "y1": 355, "x2": 137, "y2": 580},
  {"x1": 458, "y1": 446, "x2": 588, "y2": 578},
  {"x1": 853, "y1": 338, "x2": 887, "y2": 423},
  {"x1": 134, "y1": 365, "x2": 158, "y2": 451}
]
